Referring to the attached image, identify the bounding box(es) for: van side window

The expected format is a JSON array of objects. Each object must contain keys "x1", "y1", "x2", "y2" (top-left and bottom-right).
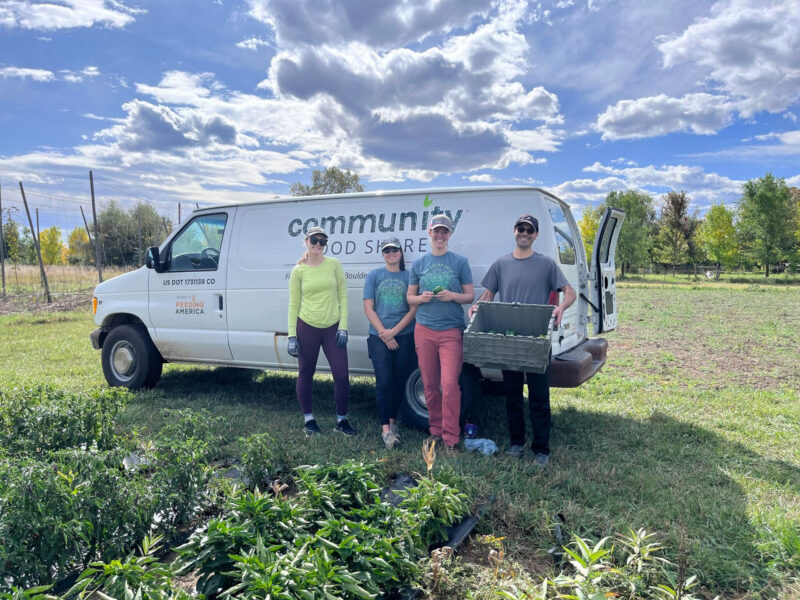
[
  {"x1": 548, "y1": 206, "x2": 576, "y2": 265},
  {"x1": 166, "y1": 213, "x2": 228, "y2": 272}
]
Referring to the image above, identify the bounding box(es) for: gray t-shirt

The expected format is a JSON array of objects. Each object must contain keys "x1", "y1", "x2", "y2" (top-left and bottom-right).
[
  {"x1": 481, "y1": 252, "x2": 569, "y2": 304},
  {"x1": 363, "y1": 268, "x2": 415, "y2": 337}
]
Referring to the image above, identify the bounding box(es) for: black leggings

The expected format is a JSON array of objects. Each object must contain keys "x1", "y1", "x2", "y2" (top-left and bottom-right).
[{"x1": 295, "y1": 318, "x2": 350, "y2": 415}]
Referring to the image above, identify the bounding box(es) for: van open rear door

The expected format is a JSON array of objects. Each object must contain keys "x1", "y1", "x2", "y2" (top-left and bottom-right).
[{"x1": 590, "y1": 207, "x2": 625, "y2": 334}]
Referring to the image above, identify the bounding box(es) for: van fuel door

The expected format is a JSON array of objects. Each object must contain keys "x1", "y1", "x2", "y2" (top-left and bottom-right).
[{"x1": 590, "y1": 207, "x2": 625, "y2": 334}]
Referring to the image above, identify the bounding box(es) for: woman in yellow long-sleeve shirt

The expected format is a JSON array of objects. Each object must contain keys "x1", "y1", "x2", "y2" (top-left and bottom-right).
[{"x1": 287, "y1": 226, "x2": 355, "y2": 437}]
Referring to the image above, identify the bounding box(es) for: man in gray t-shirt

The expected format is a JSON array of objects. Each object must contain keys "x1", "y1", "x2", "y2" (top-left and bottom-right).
[{"x1": 469, "y1": 214, "x2": 576, "y2": 466}]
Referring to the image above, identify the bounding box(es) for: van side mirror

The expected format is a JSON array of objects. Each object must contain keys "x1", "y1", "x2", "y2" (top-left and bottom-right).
[{"x1": 146, "y1": 246, "x2": 165, "y2": 272}]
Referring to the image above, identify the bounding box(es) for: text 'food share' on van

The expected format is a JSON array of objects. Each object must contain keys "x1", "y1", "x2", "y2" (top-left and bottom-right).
[{"x1": 90, "y1": 186, "x2": 624, "y2": 429}]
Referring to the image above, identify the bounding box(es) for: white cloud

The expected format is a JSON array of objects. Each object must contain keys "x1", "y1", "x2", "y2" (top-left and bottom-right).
[
  {"x1": 0, "y1": 0, "x2": 144, "y2": 30},
  {"x1": 236, "y1": 36, "x2": 272, "y2": 51},
  {"x1": 0, "y1": 65, "x2": 54, "y2": 81},
  {"x1": 657, "y1": 0, "x2": 800, "y2": 117},
  {"x1": 595, "y1": 93, "x2": 734, "y2": 140},
  {"x1": 465, "y1": 174, "x2": 495, "y2": 183},
  {"x1": 61, "y1": 65, "x2": 100, "y2": 83}
]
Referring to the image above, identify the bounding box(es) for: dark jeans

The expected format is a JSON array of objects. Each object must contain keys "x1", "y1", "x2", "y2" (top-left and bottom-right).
[
  {"x1": 295, "y1": 318, "x2": 349, "y2": 415},
  {"x1": 502, "y1": 363, "x2": 551, "y2": 454},
  {"x1": 367, "y1": 333, "x2": 418, "y2": 425}
]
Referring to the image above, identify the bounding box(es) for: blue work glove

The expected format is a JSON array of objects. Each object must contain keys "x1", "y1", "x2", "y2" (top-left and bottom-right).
[
  {"x1": 287, "y1": 336, "x2": 300, "y2": 358},
  {"x1": 336, "y1": 330, "x2": 348, "y2": 348}
]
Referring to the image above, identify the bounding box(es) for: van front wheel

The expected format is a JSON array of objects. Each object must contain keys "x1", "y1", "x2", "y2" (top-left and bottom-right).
[
  {"x1": 399, "y1": 365, "x2": 480, "y2": 431},
  {"x1": 101, "y1": 324, "x2": 163, "y2": 390}
]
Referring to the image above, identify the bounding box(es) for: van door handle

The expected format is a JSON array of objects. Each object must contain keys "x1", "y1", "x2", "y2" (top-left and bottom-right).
[{"x1": 218, "y1": 295, "x2": 223, "y2": 310}]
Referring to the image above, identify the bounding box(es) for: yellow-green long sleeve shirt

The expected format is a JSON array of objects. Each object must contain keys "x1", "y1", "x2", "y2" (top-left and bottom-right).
[{"x1": 287, "y1": 256, "x2": 348, "y2": 337}]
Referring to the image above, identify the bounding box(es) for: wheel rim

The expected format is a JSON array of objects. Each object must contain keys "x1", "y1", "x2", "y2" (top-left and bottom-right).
[
  {"x1": 405, "y1": 369, "x2": 428, "y2": 417},
  {"x1": 110, "y1": 340, "x2": 137, "y2": 382}
]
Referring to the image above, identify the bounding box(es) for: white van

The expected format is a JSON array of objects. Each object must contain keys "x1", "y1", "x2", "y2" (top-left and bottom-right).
[{"x1": 90, "y1": 186, "x2": 623, "y2": 428}]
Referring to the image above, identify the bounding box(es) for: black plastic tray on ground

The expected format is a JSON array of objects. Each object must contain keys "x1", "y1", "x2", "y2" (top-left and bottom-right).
[{"x1": 463, "y1": 301, "x2": 554, "y2": 373}]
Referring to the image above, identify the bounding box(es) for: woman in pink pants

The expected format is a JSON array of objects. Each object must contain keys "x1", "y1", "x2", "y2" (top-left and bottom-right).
[{"x1": 406, "y1": 214, "x2": 474, "y2": 456}]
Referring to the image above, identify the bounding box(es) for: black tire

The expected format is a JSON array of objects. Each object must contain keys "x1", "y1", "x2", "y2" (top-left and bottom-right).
[
  {"x1": 399, "y1": 364, "x2": 481, "y2": 431},
  {"x1": 101, "y1": 324, "x2": 163, "y2": 390}
]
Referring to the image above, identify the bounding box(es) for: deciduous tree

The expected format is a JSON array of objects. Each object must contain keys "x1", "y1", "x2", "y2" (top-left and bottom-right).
[
  {"x1": 653, "y1": 191, "x2": 692, "y2": 275},
  {"x1": 578, "y1": 205, "x2": 603, "y2": 263},
  {"x1": 602, "y1": 189, "x2": 655, "y2": 277},
  {"x1": 698, "y1": 204, "x2": 738, "y2": 276},
  {"x1": 291, "y1": 167, "x2": 365, "y2": 196},
  {"x1": 737, "y1": 173, "x2": 796, "y2": 277},
  {"x1": 39, "y1": 226, "x2": 66, "y2": 265},
  {"x1": 66, "y1": 227, "x2": 93, "y2": 265}
]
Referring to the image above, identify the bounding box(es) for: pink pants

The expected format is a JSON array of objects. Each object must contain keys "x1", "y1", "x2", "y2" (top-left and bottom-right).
[{"x1": 414, "y1": 323, "x2": 463, "y2": 446}]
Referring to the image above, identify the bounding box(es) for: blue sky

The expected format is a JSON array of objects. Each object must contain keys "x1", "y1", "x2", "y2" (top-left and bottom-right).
[{"x1": 1, "y1": 0, "x2": 798, "y2": 234}]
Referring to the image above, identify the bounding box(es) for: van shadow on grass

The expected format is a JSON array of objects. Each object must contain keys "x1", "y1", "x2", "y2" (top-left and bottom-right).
[{"x1": 540, "y1": 406, "x2": 800, "y2": 595}]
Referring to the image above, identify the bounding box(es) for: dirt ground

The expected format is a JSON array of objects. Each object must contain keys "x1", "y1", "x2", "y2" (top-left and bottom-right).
[{"x1": 0, "y1": 292, "x2": 92, "y2": 316}]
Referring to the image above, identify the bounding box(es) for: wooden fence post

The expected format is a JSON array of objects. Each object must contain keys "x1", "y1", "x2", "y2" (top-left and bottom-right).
[
  {"x1": 79, "y1": 205, "x2": 98, "y2": 264},
  {"x1": 19, "y1": 182, "x2": 52, "y2": 303},
  {"x1": 0, "y1": 181, "x2": 6, "y2": 301},
  {"x1": 89, "y1": 171, "x2": 103, "y2": 283}
]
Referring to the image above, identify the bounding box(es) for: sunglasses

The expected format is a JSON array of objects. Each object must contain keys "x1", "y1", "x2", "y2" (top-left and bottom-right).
[
  {"x1": 515, "y1": 225, "x2": 535, "y2": 234},
  {"x1": 308, "y1": 236, "x2": 327, "y2": 246},
  {"x1": 382, "y1": 247, "x2": 400, "y2": 254}
]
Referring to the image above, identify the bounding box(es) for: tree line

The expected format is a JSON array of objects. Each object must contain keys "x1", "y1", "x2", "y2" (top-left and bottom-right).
[
  {"x1": 1, "y1": 200, "x2": 172, "y2": 269},
  {"x1": 579, "y1": 173, "x2": 800, "y2": 278}
]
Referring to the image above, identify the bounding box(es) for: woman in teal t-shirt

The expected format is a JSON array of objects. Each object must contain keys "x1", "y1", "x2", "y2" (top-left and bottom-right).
[{"x1": 363, "y1": 237, "x2": 417, "y2": 449}]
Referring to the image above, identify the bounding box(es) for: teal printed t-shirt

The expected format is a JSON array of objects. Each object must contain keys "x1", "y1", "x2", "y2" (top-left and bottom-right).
[
  {"x1": 410, "y1": 251, "x2": 473, "y2": 330},
  {"x1": 363, "y1": 268, "x2": 415, "y2": 337}
]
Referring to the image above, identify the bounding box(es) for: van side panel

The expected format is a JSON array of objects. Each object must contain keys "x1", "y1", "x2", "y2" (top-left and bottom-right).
[{"x1": 224, "y1": 189, "x2": 583, "y2": 375}]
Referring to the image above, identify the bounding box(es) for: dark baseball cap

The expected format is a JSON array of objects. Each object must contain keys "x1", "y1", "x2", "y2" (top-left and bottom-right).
[{"x1": 514, "y1": 214, "x2": 539, "y2": 232}]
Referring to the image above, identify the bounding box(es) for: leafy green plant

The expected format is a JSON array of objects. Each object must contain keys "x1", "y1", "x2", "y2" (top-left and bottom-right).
[
  {"x1": 397, "y1": 476, "x2": 469, "y2": 547},
  {"x1": 239, "y1": 432, "x2": 281, "y2": 491}
]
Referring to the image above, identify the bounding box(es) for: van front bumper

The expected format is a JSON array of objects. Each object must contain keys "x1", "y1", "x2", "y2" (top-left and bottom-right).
[
  {"x1": 90, "y1": 327, "x2": 106, "y2": 350},
  {"x1": 550, "y1": 337, "x2": 607, "y2": 388}
]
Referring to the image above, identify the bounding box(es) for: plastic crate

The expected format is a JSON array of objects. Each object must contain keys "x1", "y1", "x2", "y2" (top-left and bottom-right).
[{"x1": 463, "y1": 302, "x2": 554, "y2": 373}]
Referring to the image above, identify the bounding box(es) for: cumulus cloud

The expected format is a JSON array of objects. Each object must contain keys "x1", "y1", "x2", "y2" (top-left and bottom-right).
[
  {"x1": 244, "y1": 0, "x2": 491, "y2": 49},
  {"x1": 253, "y1": 0, "x2": 562, "y2": 177},
  {"x1": 466, "y1": 173, "x2": 496, "y2": 182},
  {"x1": 0, "y1": 65, "x2": 54, "y2": 81},
  {"x1": 61, "y1": 65, "x2": 100, "y2": 83},
  {"x1": 94, "y1": 100, "x2": 241, "y2": 152},
  {"x1": 657, "y1": 0, "x2": 800, "y2": 117},
  {"x1": 0, "y1": 0, "x2": 144, "y2": 30},
  {"x1": 595, "y1": 93, "x2": 734, "y2": 140},
  {"x1": 564, "y1": 161, "x2": 744, "y2": 208}
]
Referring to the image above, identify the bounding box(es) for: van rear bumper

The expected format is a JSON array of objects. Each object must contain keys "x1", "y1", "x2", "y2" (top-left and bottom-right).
[{"x1": 550, "y1": 337, "x2": 607, "y2": 388}]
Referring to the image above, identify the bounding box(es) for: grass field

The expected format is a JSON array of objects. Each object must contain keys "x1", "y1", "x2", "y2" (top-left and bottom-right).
[
  {"x1": 0, "y1": 263, "x2": 127, "y2": 304},
  {"x1": 1, "y1": 283, "x2": 799, "y2": 598}
]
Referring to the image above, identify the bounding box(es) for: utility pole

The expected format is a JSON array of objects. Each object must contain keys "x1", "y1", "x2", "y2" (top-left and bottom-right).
[
  {"x1": 89, "y1": 171, "x2": 103, "y2": 282},
  {"x1": 19, "y1": 182, "x2": 51, "y2": 303}
]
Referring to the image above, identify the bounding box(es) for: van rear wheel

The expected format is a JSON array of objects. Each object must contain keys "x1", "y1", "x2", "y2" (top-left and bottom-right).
[
  {"x1": 399, "y1": 365, "x2": 480, "y2": 431},
  {"x1": 101, "y1": 324, "x2": 163, "y2": 390}
]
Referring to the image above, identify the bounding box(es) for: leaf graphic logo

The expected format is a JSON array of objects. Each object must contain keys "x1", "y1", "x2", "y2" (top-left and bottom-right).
[{"x1": 423, "y1": 194, "x2": 432, "y2": 207}]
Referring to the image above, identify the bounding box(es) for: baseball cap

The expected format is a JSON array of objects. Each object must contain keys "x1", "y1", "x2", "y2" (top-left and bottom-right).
[
  {"x1": 429, "y1": 214, "x2": 453, "y2": 231},
  {"x1": 380, "y1": 237, "x2": 402, "y2": 251},
  {"x1": 305, "y1": 226, "x2": 327, "y2": 237},
  {"x1": 514, "y1": 214, "x2": 539, "y2": 232}
]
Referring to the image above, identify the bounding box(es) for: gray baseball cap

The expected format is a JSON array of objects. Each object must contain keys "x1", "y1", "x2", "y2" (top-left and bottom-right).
[
  {"x1": 380, "y1": 237, "x2": 402, "y2": 251},
  {"x1": 305, "y1": 226, "x2": 327, "y2": 237},
  {"x1": 429, "y1": 214, "x2": 453, "y2": 231}
]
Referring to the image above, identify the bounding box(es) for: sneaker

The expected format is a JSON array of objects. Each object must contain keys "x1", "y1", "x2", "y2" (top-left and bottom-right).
[
  {"x1": 382, "y1": 430, "x2": 401, "y2": 449},
  {"x1": 504, "y1": 444, "x2": 525, "y2": 459},
  {"x1": 304, "y1": 419, "x2": 321, "y2": 437},
  {"x1": 533, "y1": 452, "x2": 550, "y2": 468},
  {"x1": 334, "y1": 419, "x2": 357, "y2": 436},
  {"x1": 424, "y1": 435, "x2": 443, "y2": 447},
  {"x1": 443, "y1": 444, "x2": 461, "y2": 458}
]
